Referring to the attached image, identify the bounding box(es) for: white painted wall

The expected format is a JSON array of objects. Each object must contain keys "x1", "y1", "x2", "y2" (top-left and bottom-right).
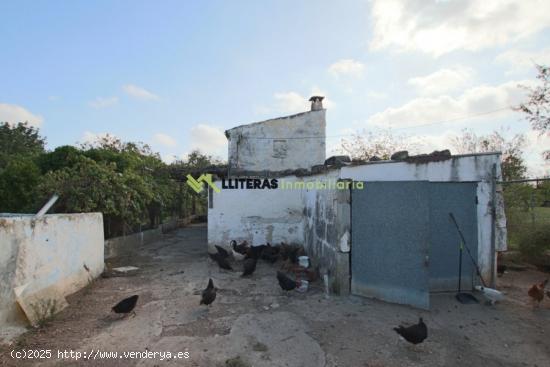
[
  {"x1": 226, "y1": 110, "x2": 326, "y2": 172},
  {"x1": 208, "y1": 178, "x2": 304, "y2": 249},
  {"x1": 0, "y1": 213, "x2": 104, "y2": 332},
  {"x1": 207, "y1": 153, "x2": 504, "y2": 288}
]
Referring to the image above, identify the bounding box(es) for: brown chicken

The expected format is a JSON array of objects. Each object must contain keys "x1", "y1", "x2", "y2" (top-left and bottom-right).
[{"x1": 528, "y1": 279, "x2": 548, "y2": 308}]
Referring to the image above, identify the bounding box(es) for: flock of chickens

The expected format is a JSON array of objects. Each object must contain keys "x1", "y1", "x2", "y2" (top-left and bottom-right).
[
  {"x1": 205, "y1": 240, "x2": 313, "y2": 295},
  {"x1": 201, "y1": 240, "x2": 429, "y2": 345},
  {"x1": 107, "y1": 244, "x2": 550, "y2": 348}
]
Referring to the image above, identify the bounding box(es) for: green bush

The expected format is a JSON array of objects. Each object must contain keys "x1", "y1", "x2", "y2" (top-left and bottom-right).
[
  {"x1": 0, "y1": 156, "x2": 42, "y2": 212},
  {"x1": 517, "y1": 222, "x2": 550, "y2": 261}
]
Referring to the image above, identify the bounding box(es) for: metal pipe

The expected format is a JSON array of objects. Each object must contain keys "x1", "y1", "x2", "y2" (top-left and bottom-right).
[{"x1": 35, "y1": 194, "x2": 59, "y2": 219}]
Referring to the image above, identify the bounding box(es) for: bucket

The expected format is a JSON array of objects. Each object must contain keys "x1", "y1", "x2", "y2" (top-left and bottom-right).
[
  {"x1": 297, "y1": 280, "x2": 309, "y2": 293},
  {"x1": 298, "y1": 256, "x2": 309, "y2": 268}
]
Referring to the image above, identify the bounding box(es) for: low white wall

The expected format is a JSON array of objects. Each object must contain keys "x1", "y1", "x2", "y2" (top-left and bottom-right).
[
  {"x1": 0, "y1": 213, "x2": 104, "y2": 331},
  {"x1": 208, "y1": 177, "x2": 304, "y2": 248}
]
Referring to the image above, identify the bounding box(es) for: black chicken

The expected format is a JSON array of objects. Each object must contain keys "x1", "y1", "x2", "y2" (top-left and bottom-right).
[
  {"x1": 261, "y1": 243, "x2": 280, "y2": 263},
  {"x1": 497, "y1": 264, "x2": 507, "y2": 277},
  {"x1": 215, "y1": 254, "x2": 233, "y2": 270},
  {"x1": 231, "y1": 240, "x2": 249, "y2": 255},
  {"x1": 393, "y1": 317, "x2": 428, "y2": 345},
  {"x1": 200, "y1": 278, "x2": 217, "y2": 306},
  {"x1": 277, "y1": 271, "x2": 298, "y2": 292},
  {"x1": 214, "y1": 245, "x2": 230, "y2": 258},
  {"x1": 209, "y1": 252, "x2": 233, "y2": 270},
  {"x1": 280, "y1": 243, "x2": 304, "y2": 264},
  {"x1": 112, "y1": 295, "x2": 139, "y2": 316},
  {"x1": 246, "y1": 244, "x2": 266, "y2": 260},
  {"x1": 242, "y1": 258, "x2": 257, "y2": 277},
  {"x1": 261, "y1": 251, "x2": 279, "y2": 264}
]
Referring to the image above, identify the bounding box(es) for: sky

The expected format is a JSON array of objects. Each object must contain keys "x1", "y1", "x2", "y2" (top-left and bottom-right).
[{"x1": 1, "y1": 0, "x2": 549, "y2": 176}]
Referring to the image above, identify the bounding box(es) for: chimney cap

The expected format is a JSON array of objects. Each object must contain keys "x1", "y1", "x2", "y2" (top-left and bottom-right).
[{"x1": 309, "y1": 96, "x2": 324, "y2": 102}]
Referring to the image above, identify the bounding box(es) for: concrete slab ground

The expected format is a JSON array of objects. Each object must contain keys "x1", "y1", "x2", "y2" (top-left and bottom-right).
[{"x1": 1, "y1": 224, "x2": 549, "y2": 366}]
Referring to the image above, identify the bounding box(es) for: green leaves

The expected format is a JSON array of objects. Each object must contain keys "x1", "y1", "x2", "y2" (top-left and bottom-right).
[
  {"x1": 0, "y1": 156, "x2": 41, "y2": 212},
  {"x1": 0, "y1": 124, "x2": 222, "y2": 237}
]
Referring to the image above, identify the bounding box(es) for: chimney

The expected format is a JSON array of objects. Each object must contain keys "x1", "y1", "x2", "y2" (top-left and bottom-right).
[{"x1": 309, "y1": 96, "x2": 324, "y2": 111}]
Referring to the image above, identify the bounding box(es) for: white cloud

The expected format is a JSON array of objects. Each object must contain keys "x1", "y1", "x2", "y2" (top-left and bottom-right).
[
  {"x1": 122, "y1": 84, "x2": 159, "y2": 101},
  {"x1": 369, "y1": 80, "x2": 531, "y2": 128},
  {"x1": 370, "y1": 0, "x2": 550, "y2": 57},
  {"x1": 89, "y1": 96, "x2": 118, "y2": 109},
  {"x1": 0, "y1": 103, "x2": 43, "y2": 127},
  {"x1": 274, "y1": 92, "x2": 307, "y2": 114},
  {"x1": 186, "y1": 124, "x2": 227, "y2": 158},
  {"x1": 408, "y1": 66, "x2": 474, "y2": 96},
  {"x1": 271, "y1": 88, "x2": 335, "y2": 115},
  {"x1": 328, "y1": 59, "x2": 365, "y2": 78},
  {"x1": 152, "y1": 133, "x2": 177, "y2": 148},
  {"x1": 495, "y1": 48, "x2": 550, "y2": 74}
]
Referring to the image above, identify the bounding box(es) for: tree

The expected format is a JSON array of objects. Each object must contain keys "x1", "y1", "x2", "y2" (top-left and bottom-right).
[
  {"x1": 516, "y1": 64, "x2": 550, "y2": 133},
  {"x1": 0, "y1": 122, "x2": 45, "y2": 168},
  {"x1": 0, "y1": 157, "x2": 42, "y2": 212},
  {"x1": 37, "y1": 145, "x2": 83, "y2": 173},
  {"x1": 38, "y1": 155, "x2": 155, "y2": 236},
  {"x1": 515, "y1": 64, "x2": 550, "y2": 161},
  {"x1": 169, "y1": 150, "x2": 223, "y2": 216},
  {"x1": 450, "y1": 128, "x2": 527, "y2": 181},
  {"x1": 0, "y1": 122, "x2": 45, "y2": 212},
  {"x1": 339, "y1": 129, "x2": 418, "y2": 161}
]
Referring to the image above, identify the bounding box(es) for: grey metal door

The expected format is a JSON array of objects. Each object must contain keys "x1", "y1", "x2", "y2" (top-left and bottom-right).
[
  {"x1": 429, "y1": 182, "x2": 478, "y2": 291},
  {"x1": 351, "y1": 181, "x2": 431, "y2": 309}
]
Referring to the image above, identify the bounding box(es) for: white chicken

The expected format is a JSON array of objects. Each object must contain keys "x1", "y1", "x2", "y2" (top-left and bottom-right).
[{"x1": 475, "y1": 285, "x2": 504, "y2": 305}]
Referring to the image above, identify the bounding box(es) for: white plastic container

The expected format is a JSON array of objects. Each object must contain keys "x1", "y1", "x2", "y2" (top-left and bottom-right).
[
  {"x1": 298, "y1": 256, "x2": 309, "y2": 268},
  {"x1": 297, "y1": 280, "x2": 309, "y2": 293}
]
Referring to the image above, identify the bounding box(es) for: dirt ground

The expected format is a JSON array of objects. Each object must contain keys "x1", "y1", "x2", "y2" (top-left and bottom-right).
[{"x1": 1, "y1": 223, "x2": 549, "y2": 367}]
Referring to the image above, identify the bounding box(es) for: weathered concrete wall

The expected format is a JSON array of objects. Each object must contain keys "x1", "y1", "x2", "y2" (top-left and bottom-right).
[
  {"x1": 207, "y1": 153, "x2": 504, "y2": 295},
  {"x1": 226, "y1": 110, "x2": 326, "y2": 172},
  {"x1": 104, "y1": 217, "x2": 192, "y2": 259},
  {"x1": 207, "y1": 178, "x2": 304, "y2": 249},
  {"x1": 300, "y1": 171, "x2": 351, "y2": 295},
  {"x1": 0, "y1": 213, "x2": 104, "y2": 332}
]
